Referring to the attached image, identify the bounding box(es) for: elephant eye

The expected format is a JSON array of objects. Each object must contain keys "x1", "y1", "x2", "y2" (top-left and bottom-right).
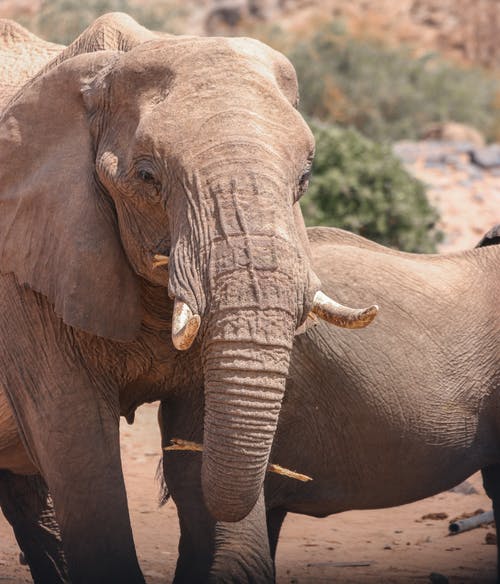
[
  {"x1": 137, "y1": 169, "x2": 156, "y2": 184},
  {"x1": 297, "y1": 159, "x2": 313, "y2": 198}
]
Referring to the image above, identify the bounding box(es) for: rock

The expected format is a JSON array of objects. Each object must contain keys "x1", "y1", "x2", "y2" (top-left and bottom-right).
[
  {"x1": 449, "y1": 480, "x2": 479, "y2": 495},
  {"x1": 421, "y1": 122, "x2": 485, "y2": 148},
  {"x1": 421, "y1": 512, "x2": 448, "y2": 520},
  {"x1": 429, "y1": 572, "x2": 449, "y2": 584},
  {"x1": 485, "y1": 532, "x2": 497, "y2": 545},
  {"x1": 471, "y1": 144, "x2": 500, "y2": 169}
]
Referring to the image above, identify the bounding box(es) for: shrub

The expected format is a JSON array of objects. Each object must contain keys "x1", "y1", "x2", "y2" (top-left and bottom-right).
[
  {"x1": 301, "y1": 122, "x2": 442, "y2": 253},
  {"x1": 259, "y1": 22, "x2": 500, "y2": 142}
]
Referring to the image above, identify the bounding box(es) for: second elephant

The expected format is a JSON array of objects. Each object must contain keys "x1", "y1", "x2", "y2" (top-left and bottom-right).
[{"x1": 161, "y1": 225, "x2": 500, "y2": 583}]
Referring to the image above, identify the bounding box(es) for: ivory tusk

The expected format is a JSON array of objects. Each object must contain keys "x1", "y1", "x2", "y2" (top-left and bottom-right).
[
  {"x1": 172, "y1": 298, "x2": 201, "y2": 350},
  {"x1": 311, "y1": 290, "x2": 378, "y2": 329},
  {"x1": 152, "y1": 254, "x2": 170, "y2": 269}
]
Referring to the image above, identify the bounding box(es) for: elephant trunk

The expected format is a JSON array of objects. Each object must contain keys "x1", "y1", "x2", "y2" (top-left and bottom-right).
[
  {"x1": 167, "y1": 167, "x2": 313, "y2": 521},
  {"x1": 201, "y1": 309, "x2": 295, "y2": 522}
]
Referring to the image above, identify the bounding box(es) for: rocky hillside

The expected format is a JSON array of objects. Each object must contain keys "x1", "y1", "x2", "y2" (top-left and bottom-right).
[
  {"x1": 203, "y1": 0, "x2": 500, "y2": 69},
  {"x1": 394, "y1": 138, "x2": 500, "y2": 251}
]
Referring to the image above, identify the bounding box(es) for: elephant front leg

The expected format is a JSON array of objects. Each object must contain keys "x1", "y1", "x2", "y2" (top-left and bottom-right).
[
  {"x1": 160, "y1": 399, "x2": 274, "y2": 584},
  {"x1": 0, "y1": 280, "x2": 144, "y2": 583},
  {"x1": 481, "y1": 465, "x2": 500, "y2": 583},
  {"x1": 211, "y1": 490, "x2": 275, "y2": 584},
  {"x1": 161, "y1": 401, "x2": 216, "y2": 583},
  {"x1": 34, "y1": 394, "x2": 143, "y2": 584},
  {"x1": 0, "y1": 470, "x2": 69, "y2": 584},
  {"x1": 4, "y1": 374, "x2": 144, "y2": 583}
]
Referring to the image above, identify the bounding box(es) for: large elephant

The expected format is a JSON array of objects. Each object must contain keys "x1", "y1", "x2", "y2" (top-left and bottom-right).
[
  {"x1": 160, "y1": 225, "x2": 500, "y2": 583},
  {"x1": 0, "y1": 14, "x2": 376, "y2": 584}
]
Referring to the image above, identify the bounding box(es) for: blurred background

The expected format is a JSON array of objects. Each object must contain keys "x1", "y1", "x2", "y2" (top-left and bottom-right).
[{"x1": 2, "y1": 0, "x2": 500, "y2": 253}]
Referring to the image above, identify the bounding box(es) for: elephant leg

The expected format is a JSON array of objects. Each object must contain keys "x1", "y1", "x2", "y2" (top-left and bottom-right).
[
  {"x1": 160, "y1": 397, "x2": 215, "y2": 583},
  {"x1": 0, "y1": 283, "x2": 144, "y2": 583},
  {"x1": 482, "y1": 465, "x2": 500, "y2": 582},
  {"x1": 0, "y1": 470, "x2": 69, "y2": 583},
  {"x1": 266, "y1": 507, "x2": 287, "y2": 563},
  {"x1": 162, "y1": 396, "x2": 272, "y2": 583},
  {"x1": 162, "y1": 430, "x2": 216, "y2": 582},
  {"x1": 210, "y1": 490, "x2": 274, "y2": 584},
  {"x1": 30, "y1": 395, "x2": 143, "y2": 584},
  {"x1": 3, "y1": 374, "x2": 143, "y2": 583},
  {"x1": 174, "y1": 489, "x2": 216, "y2": 584}
]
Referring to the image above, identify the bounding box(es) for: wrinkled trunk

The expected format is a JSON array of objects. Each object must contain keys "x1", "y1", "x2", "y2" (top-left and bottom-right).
[
  {"x1": 168, "y1": 154, "x2": 313, "y2": 521},
  {"x1": 201, "y1": 308, "x2": 295, "y2": 521}
]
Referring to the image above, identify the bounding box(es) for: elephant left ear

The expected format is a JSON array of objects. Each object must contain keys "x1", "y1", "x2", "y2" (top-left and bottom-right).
[
  {"x1": 0, "y1": 50, "x2": 141, "y2": 341},
  {"x1": 476, "y1": 225, "x2": 500, "y2": 248}
]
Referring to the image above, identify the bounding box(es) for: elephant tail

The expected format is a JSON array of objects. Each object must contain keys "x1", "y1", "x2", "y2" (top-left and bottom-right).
[{"x1": 156, "y1": 458, "x2": 170, "y2": 507}]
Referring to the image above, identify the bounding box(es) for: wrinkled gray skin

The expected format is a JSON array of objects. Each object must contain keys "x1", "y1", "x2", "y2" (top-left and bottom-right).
[
  {"x1": 0, "y1": 13, "x2": 331, "y2": 583},
  {"x1": 161, "y1": 226, "x2": 500, "y2": 583}
]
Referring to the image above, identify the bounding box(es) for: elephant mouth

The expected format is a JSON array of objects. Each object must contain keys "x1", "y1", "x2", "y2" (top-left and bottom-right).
[
  {"x1": 148, "y1": 247, "x2": 379, "y2": 351},
  {"x1": 151, "y1": 237, "x2": 171, "y2": 270},
  {"x1": 152, "y1": 253, "x2": 169, "y2": 269}
]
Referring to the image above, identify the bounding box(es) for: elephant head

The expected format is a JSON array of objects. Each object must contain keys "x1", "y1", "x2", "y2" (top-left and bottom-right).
[{"x1": 0, "y1": 34, "x2": 376, "y2": 521}]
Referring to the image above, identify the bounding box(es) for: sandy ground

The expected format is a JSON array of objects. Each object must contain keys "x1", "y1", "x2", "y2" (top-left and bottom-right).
[{"x1": 1, "y1": 150, "x2": 499, "y2": 583}]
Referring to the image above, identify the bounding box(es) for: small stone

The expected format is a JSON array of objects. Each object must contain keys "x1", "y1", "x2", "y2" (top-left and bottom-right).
[
  {"x1": 429, "y1": 572, "x2": 449, "y2": 584},
  {"x1": 471, "y1": 144, "x2": 500, "y2": 169},
  {"x1": 383, "y1": 545, "x2": 392, "y2": 550},
  {"x1": 144, "y1": 571, "x2": 164, "y2": 579},
  {"x1": 485, "y1": 532, "x2": 497, "y2": 545},
  {"x1": 421, "y1": 512, "x2": 448, "y2": 520}
]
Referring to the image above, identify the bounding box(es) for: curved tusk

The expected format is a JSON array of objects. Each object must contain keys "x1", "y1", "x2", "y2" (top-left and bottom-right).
[
  {"x1": 172, "y1": 298, "x2": 201, "y2": 350},
  {"x1": 152, "y1": 254, "x2": 170, "y2": 269},
  {"x1": 311, "y1": 290, "x2": 378, "y2": 329}
]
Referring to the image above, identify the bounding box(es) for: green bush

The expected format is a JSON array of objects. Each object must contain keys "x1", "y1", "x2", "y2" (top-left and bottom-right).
[
  {"x1": 301, "y1": 122, "x2": 442, "y2": 252},
  {"x1": 262, "y1": 23, "x2": 500, "y2": 142}
]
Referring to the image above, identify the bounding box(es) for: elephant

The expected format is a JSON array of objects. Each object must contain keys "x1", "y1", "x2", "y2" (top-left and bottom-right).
[
  {"x1": 159, "y1": 225, "x2": 500, "y2": 583},
  {"x1": 0, "y1": 14, "x2": 376, "y2": 584}
]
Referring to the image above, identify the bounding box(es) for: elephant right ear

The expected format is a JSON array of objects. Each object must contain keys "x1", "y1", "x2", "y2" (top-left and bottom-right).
[
  {"x1": 0, "y1": 51, "x2": 141, "y2": 341},
  {"x1": 476, "y1": 224, "x2": 500, "y2": 248}
]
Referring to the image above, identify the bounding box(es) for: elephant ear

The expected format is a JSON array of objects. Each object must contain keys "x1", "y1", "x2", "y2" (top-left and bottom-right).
[
  {"x1": 0, "y1": 51, "x2": 141, "y2": 341},
  {"x1": 475, "y1": 224, "x2": 500, "y2": 248}
]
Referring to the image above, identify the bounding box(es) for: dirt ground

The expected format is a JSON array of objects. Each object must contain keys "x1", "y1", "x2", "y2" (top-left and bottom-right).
[{"x1": 1, "y1": 152, "x2": 499, "y2": 583}]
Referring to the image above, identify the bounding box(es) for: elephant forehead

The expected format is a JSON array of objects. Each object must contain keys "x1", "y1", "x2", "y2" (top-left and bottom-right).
[{"x1": 116, "y1": 36, "x2": 284, "y2": 89}]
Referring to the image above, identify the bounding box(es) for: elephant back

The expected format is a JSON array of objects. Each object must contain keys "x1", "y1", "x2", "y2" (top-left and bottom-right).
[{"x1": 0, "y1": 19, "x2": 62, "y2": 111}]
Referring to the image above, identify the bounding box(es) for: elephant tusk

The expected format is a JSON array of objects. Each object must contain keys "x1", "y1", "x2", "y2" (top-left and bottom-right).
[
  {"x1": 152, "y1": 254, "x2": 170, "y2": 269},
  {"x1": 172, "y1": 298, "x2": 201, "y2": 350},
  {"x1": 311, "y1": 290, "x2": 378, "y2": 329}
]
